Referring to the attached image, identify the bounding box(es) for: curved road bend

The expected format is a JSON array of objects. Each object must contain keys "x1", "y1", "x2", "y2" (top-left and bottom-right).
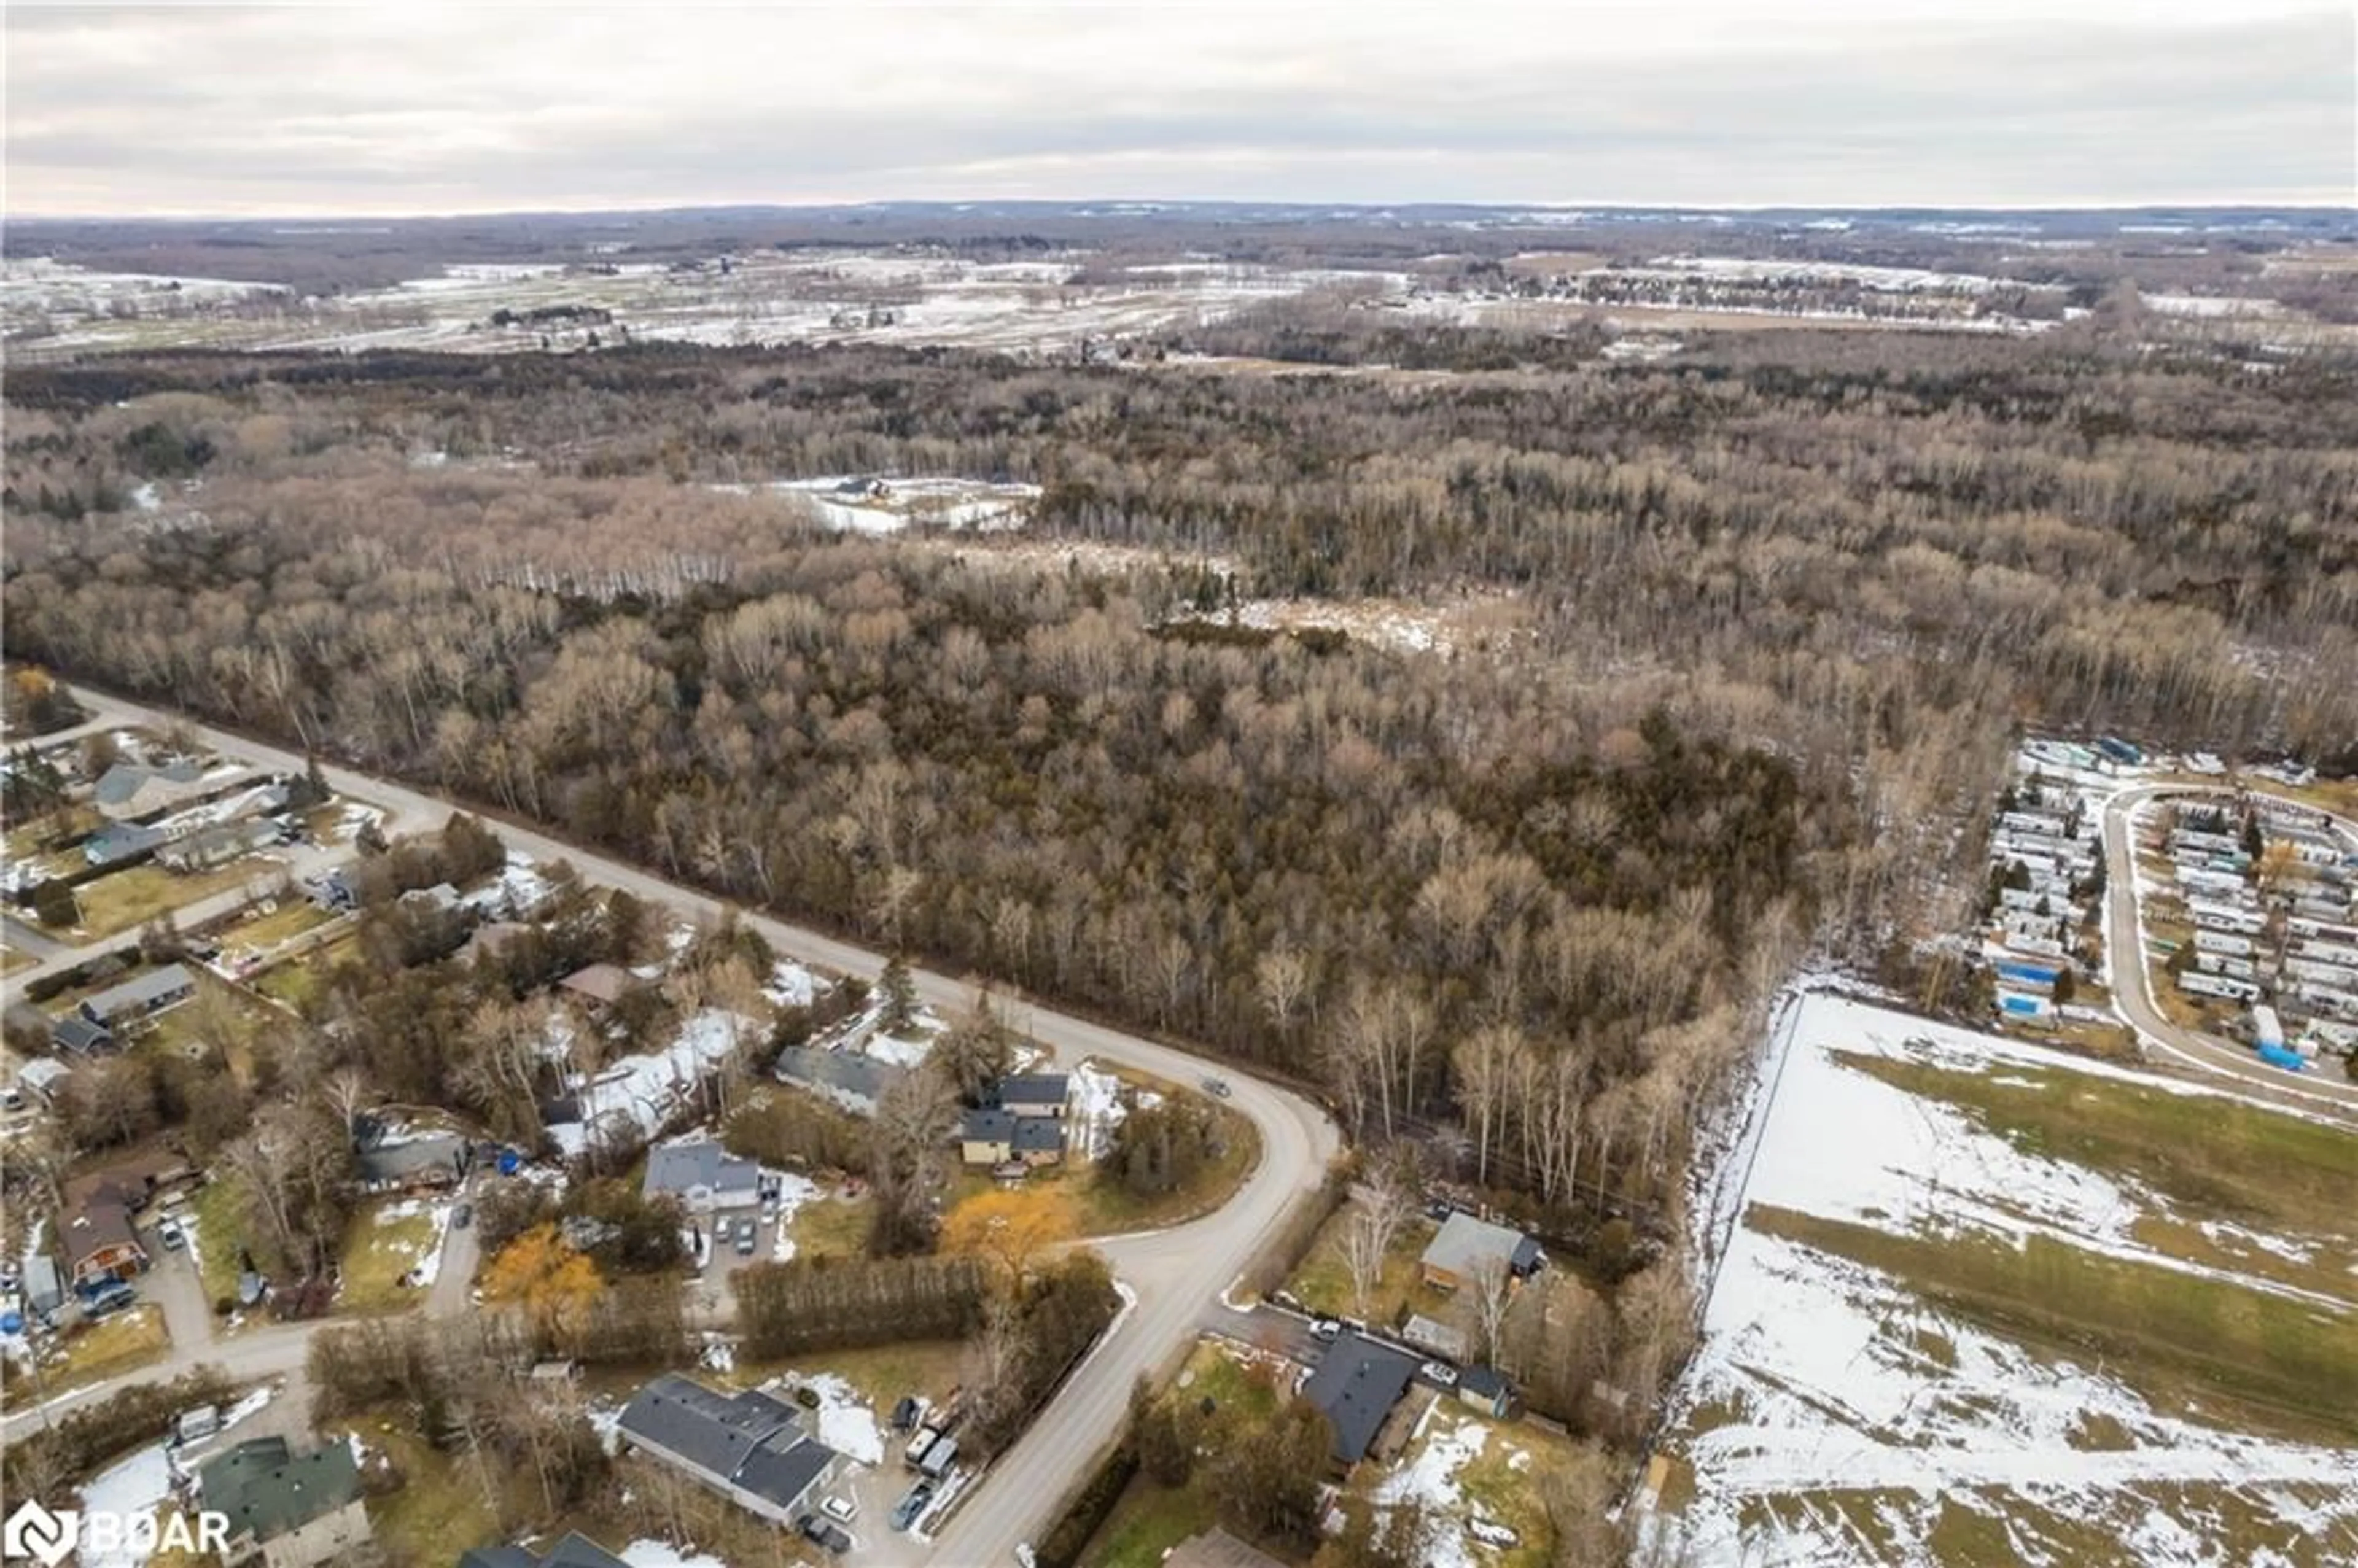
[
  {"x1": 9, "y1": 692, "x2": 1342, "y2": 1566},
  {"x1": 2100, "y1": 783, "x2": 2358, "y2": 1112}
]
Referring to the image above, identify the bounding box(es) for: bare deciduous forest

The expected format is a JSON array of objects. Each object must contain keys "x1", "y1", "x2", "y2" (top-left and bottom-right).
[{"x1": 6, "y1": 316, "x2": 2354, "y2": 1263}]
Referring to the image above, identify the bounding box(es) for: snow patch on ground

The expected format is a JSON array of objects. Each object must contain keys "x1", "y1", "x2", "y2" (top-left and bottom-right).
[
  {"x1": 561, "y1": 1007, "x2": 760, "y2": 1152},
  {"x1": 1656, "y1": 990, "x2": 2358, "y2": 1566},
  {"x1": 74, "y1": 1440, "x2": 177, "y2": 1568},
  {"x1": 769, "y1": 1171, "x2": 821, "y2": 1262},
  {"x1": 1372, "y1": 1411, "x2": 1493, "y2": 1568},
  {"x1": 790, "y1": 1372, "x2": 885, "y2": 1465},
  {"x1": 620, "y1": 1542, "x2": 730, "y2": 1568},
  {"x1": 372, "y1": 1196, "x2": 454, "y2": 1288},
  {"x1": 765, "y1": 959, "x2": 819, "y2": 1009},
  {"x1": 1072, "y1": 1060, "x2": 1131, "y2": 1159}
]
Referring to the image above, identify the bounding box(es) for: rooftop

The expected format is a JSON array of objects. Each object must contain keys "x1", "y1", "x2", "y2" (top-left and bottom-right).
[
  {"x1": 198, "y1": 1435, "x2": 364, "y2": 1543},
  {"x1": 1421, "y1": 1210, "x2": 1541, "y2": 1279},
  {"x1": 1299, "y1": 1332, "x2": 1418, "y2": 1464},
  {"x1": 643, "y1": 1139, "x2": 763, "y2": 1202},
  {"x1": 80, "y1": 963, "x2": 197, "y2": 1020},
  {"x1": 617, "y1": 1373, "x2": 801, "y2": 1482},
  {"x1": 961, "y1": 1107, "x2": 1065, "y2": 1153},
  {"x1": 986, "y1": 1073, "x2": 1071, "y2": 1109}
]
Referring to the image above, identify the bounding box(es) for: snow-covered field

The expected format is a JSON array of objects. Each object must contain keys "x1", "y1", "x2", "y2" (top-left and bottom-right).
[
  {"x1": 3, "y1": 250, "x2": 1394, "y2": 361},
  {"x1": 1655, "y1": 992, "x2": 2358, "y2": 1566},
  {"x1": 716, "y1": 475, "x2": 1041, "y2": 536}
]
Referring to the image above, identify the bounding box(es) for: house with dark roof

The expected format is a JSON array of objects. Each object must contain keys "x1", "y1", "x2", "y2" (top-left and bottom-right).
[
  {"x1": 1419, "y1": 1211, "x2": 1544, "y2": 1293},
  {"x1": 355, "y1": 1128, "x2": 470, "y2": 1192},
  {"x1": 983, "y1": 1073, "x2": 1071, "y2": 1119},
  {"x1": 1299, "y1": 1332, "x2": 1419, "y2": 1467},
  {"x1": 614, "y1": 1373, "x2": 842, "y2": 1526},
  {"x1": 52, "y1": 1012, "x2": 118, "y2": 1056},
  {"x1": 1456, "y1": 1364, "x2": 1519, "y2": 1419},
  {"x1": 643, "y1": 1140, "x2": 761, "y2": 1214},
  {"x1": 197, "y1": 1435, "x2": 370, "y2": 1568},
  {"x1": 64, "y1": 1197, "x2": 147, "y2": 1289},
  {"x1": 959, "y1": 1106, "x2": 1065, "y2": 1167},
  {"x1": 456, "y1": 1531, "x2": 631, "y2": 1568},
  {"x1": 776, "y1": 1044, "x2": 906, "y2": 1116},
  {"x1": 79, "y1": 963, "x2": 198, "y2": 1028}
]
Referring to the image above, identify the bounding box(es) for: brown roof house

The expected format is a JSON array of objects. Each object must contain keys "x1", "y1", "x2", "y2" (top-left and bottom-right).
[
  {"x1": 558, "y1": 963, "x2": 638, "y2": 1011},
  {"x1": 65, "y1": 1197, "x2": 148, "y2": 1289}
]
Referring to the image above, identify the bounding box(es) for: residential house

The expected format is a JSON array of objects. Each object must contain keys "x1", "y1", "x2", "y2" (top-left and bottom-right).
[
  {"x1": 159, "y1": 817, "x2": 287, "y2": 873},
  {"x1": 959, "y1": 1107, "x2": 1065, "y2": 1167},
  {"x1": 83, "y1": 821, "x2": 166, "y2": 869},
  {"x1": 52, "y1": 1014, "x2": 118, "y2": 1056},
  {"x1": 64, "y1": 1197, "x2": 147, "y2": 1289},
  {"x1": 457, "y1": 1532, "x2": 631, "y2": 1568},
  {"x1": 559, "y1": 963, "x2": 637, "y2": 1011},
  {"x1": 1419, "y1": 1212, "x2": 1544, "y2": 1293},
  {"x1": 354, "y1": 1127, "x2": 470, "y2": 1192},
  {"x1": 775, "y1": 1044, "x2": 905, "y2": 1116},
  {"x1": 642, "y1": 1140, "x2": 762, "y2": 1215},
  {"x1": 614, "y1": 1373, "x2": 842, "y2": 1527},
  {"x1": 79, "y1": 963, "x2": 199, "y2": 1029},
  {"x1": 983, "y1": 1073, "x2": 1071, "y2": 1119},
  {"x1": 91, "y1": 759, "x2": 211, "y2": 822},
  {"x1": 1165, "y1": 1530, "x2": 1291, "y2": 1568},
  {"x1": 198, "y1": 1435, "x2": 372, "y2": 1568},
  {"x1": 1299, "y1": 1332, "x2": 1419, "y2": 1467}
]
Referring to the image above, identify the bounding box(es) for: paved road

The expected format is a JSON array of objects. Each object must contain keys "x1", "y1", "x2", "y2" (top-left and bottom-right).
[
  {"x1": 2100, "y1": 783, "x2": 2358, "y2": 1111},
  {"x1": 10, "y1": 690, "x2": 1342, "y2": 1564},
  {"x1": 3, "y1": 912, "x2": 70, "y2": 961}
]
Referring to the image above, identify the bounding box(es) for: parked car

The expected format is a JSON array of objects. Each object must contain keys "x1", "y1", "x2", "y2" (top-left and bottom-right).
[
  {"x1": 157, "y1": 1219, "x2": 186, "y2": 1250},
  {"x1": 452, "y1": 1202, "x2": 473, "y2": 1230},
  {"x1": 796, "y1": 1515, "x2": 854, "y2": 1555},
  {"x1": 1425, "y1": 1197, "x2": 1454, "y2": 1222},
  {"x1": 734, "y1": 1217, "x2": 757, "y2": 1256},
  {"x1": 1200, "y1": 1076, "x2": 1231, "y2": 1098},
  {"x1": 1310, "y1": 1316, "x2": 1342, "y2": 1342},
  {"x1": 889, "y1": 1395, "x2": 922, "y2": 1432},
  {"x1": 84, "y1": 1282, "x2": 137, "y2": 1319},
  {"x1": 1420, "y1": 1360, "x2": 1459, "y2": 1389},
  {"x1": 822, "y1": 1495, "x2": 857, "y2": 1524},
  {"x1": 890, "y1": 1482, "x2": 935, "y2": 1533}
]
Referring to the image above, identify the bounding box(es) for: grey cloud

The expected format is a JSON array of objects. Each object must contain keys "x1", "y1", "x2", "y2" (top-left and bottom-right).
[{"x1": 4, "y1": 4, "x2": 2350, "y2": 213}]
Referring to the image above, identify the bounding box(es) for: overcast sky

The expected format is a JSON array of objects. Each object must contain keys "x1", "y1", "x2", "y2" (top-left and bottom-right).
[{"x1": 6, "y1": 2, "x2": 2352, "y2": 217}]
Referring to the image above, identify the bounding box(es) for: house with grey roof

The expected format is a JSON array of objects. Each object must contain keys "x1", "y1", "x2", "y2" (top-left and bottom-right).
[
  {"x1": 642, "y1": 1139, "x2": 761, "y2": 1214},
  {"x1": 615, "y1": 1373, "x2": 842, "y2": 1526},
  {"x1": 159, "y1": 816, "x2": 287, "y2": 872},
  {"x1": 983, "y1": 1073, "x2": 1071, "y2": 1119},
  {"x1": 83, "y1": 820, "x2": 166, "y2": 869},
  {"x1": 959, "y1": 1106, "x2": 1066, "y2": 1167},
  {"x1": 78, "y1": 963, "x2": 198, "y2": 1028},
  {"x1": 776, "y1": 1044, "x2": 906, "y2": 1116},
  {"x1": 91, "y1": 759, "x2": 211, "y2": 821},
  {"x1": 52, "y1": 1013, "x2": 117, "y2": 1056},
  {"x1": 355, "y1": 1128, "x2": 470, "y2": 1192},
  {"x1": 197, "y1": 1435, "x2": 371, "y2": 1568},
  {"x1": 1419, "y1": 1211, "x2": 1544, "y2": 1293},
  {"x1": 457, "y1": 1531, "x2": 631, "y2": 1568},
  {"x1": 1299, "y1": 1332, "x2": 1418, "y2": 1467}
]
